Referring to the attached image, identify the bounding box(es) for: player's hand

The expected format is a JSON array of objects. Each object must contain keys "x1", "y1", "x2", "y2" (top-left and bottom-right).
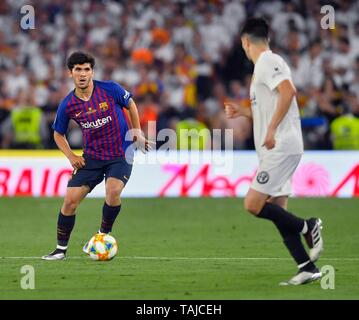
[
  {"x1": 262, "y1": 129, "x2": 276, "y2": 150},
  {"x1": 133, "y1": 135, "x2": 155, "y2": 153},
  {"x1": 69, "y1": 154, "x2": 85, "y2": 170},
  {"x1": 224, "y1": 101, "x2": 240, "y2": 119}
]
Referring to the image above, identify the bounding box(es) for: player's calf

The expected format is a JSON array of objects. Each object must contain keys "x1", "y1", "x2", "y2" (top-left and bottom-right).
[
  {"x1": 244, "y1": 190, "x2": 268, "y2": 215},
  {"x1": 42, "y1": 211, "x2": 76, "y2": 261},
  {"x1": 100, "y1": 202, "x2": 121, "y2": 234},
  {"x1": 61, "y1": 198, "x2": 80, "y2": 215},
  {"x1": 256, "y1": 202, "x2": 318, "y2": 274}
]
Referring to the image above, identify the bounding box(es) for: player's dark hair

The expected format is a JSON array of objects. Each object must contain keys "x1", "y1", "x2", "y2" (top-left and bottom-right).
[
  {"x1": 67, "y1": 51, "x2": 95, "y2": 70},
  {"x1": 240, "y1": 17, "x2": 269, "y2": 42}
]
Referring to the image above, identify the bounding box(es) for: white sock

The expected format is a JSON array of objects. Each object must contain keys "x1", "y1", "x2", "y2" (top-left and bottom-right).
[
  {"x1": 298, "y1": 260, "x2": 310, "y2": 269},
  {"x1": 56, "y1": 245, "x2": 67, "y2": 251}
]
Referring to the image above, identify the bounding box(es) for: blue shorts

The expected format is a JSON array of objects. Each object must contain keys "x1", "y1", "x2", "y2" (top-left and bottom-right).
[{"x1": 68, "y1": 154, "x2": 132, "y2": 192}]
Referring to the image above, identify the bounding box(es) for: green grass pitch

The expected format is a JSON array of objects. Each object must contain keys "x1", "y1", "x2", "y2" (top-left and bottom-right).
[{"x1": 0, "y1": 197, "x2": 358, "y2": 299}]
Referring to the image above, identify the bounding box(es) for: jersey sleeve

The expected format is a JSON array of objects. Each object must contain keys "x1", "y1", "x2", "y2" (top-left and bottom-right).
[
  {"x1": 111, "y1": 81, "x2": 132, "y2": 109},
  {"x1": 52, "y1": 100, "x2": 69, "y2": 135},
  {"x1": 259, "y1": 54, "x2": 291, "y2": 91}
]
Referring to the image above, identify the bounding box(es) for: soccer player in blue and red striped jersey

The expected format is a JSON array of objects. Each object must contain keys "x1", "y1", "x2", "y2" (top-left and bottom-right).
[{"x1": 42, "y1": 51, "x2": 153, "y2": 260}]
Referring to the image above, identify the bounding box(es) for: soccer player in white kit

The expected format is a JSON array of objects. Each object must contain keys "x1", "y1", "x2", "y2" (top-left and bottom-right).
[{"x1": 225, "y1": 18, "x2": 324, "y2": 285}]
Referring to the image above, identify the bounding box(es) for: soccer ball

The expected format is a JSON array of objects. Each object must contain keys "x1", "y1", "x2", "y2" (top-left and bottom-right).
[{"x1": 86, "y1": 233, "x2": 118, "y2": 261}]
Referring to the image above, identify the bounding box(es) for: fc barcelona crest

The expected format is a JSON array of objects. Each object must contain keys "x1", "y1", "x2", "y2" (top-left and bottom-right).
[{"x1": 99, "y1": 102, "x2": 109, "y2": 112}]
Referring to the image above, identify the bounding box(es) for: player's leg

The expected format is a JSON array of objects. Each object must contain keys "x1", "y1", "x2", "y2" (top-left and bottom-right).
[
  {"x1": 270, "y1": 189, "x2": 323, "y2": 263},
  {"x1": 245, "y1": 188, "x2": 307, "y2": 236},
  {"x1": 245, "y1": 154, "x2": 322, "y2": 284},
  {"x1": 245, "y1": 188, "x2": 321, "y2": 284},
  {"x1": 58, "y1": 185, "x2": 90, "y2": 245},
  {"x1": 267, "y1": 196, "x2": 288, "y2": 210},
  {"x1": 42, "y1": 185, "x2": 89, "y2": 260},
  {"x1": 99, "y1": 158, "x2": 132, "y2": 234},
  {"x1": 43, "y1": 156, "x2": 105, "y2": 260},
  {"x1": 99, "y1": 177, "x2": 125, "y2": 234}
]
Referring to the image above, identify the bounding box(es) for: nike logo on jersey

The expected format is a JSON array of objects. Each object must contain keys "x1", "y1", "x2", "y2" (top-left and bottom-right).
[{"x1": 75, "y1": 111, "x2": 82, "y2": 117}]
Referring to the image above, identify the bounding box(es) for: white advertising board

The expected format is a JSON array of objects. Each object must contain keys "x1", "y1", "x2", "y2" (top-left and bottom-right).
[{"x1": 0, "y1": 151, "x2": 358, "y2": 198}]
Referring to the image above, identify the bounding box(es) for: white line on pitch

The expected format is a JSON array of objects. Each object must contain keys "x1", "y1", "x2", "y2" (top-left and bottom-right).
[
  {"x1": 1, "y1": 256, "x2": 358, "y2": 261},
  {"x1": 121, "y1": 256, "x2": 359, "y2": 261}
]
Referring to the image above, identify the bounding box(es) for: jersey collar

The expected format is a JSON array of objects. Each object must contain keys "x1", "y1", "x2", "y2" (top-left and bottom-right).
[{"x1": 73, "y1": 80, "x2": 96, "y2": 102}]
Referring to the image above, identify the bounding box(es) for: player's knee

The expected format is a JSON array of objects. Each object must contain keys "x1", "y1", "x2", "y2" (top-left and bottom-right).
[
  {"x1": 105, "y1": 194, "x2": 121, "y2": 207},
  {"x1": 244, "y1": 198, "x2": 261, "y2": 215},
  {"x1": 63, "y1": 197, "x2": 80, "y2": 214},
  {"x1": 106, "y1": 184, "x2": 123, "y2": 198}
]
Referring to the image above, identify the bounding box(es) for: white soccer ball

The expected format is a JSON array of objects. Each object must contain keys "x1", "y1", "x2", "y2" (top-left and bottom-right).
[{"x1": 87, "y1": 233, "x2": 118, "y2": 261}]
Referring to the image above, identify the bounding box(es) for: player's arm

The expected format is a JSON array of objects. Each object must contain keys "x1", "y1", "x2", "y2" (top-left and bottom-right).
[
  {"x1": 52, "y1": 102, "x2": 85, "y2": 169},
  {"x1": 127, "y1": 98, "x2": 154, "y2": 152},
  {"x1": 263, "y1": 79, "x2": 297, "y2": 149},
  {"x1": 224, "y1": 100, "x2": 252, "y2": 119},
  {"x1": 54, "y1": 131, "x2": 85, "y2": 170}
]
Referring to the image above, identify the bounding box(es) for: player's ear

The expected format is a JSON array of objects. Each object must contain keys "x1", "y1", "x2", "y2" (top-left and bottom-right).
[
  {"x1": 241, "y1": 35, "x2": 248, "y2": 49},
  {"x1": 245, "y1": 36, "x2": 250, "y2": 49},
  {"x1": 67, "y1": 69, "x2": 73, "y2": 78}
]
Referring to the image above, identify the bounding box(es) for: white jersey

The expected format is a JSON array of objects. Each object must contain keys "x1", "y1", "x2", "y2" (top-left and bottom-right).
[{"x1": 250, "y1": 50, "x2": 304, "y2": 157}]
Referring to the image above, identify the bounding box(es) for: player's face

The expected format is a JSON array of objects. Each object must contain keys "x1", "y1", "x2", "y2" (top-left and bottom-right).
[
  {"x1": 241, "y1": 35, "x2": 251, "y2": 60},
  {"x1": 69, "y1": 63, "x2": 94, "y2": 90}
]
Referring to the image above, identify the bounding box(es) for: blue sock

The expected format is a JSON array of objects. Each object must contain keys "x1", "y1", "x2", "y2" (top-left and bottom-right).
[
  {"x1": 57, "y1": 211, "x2": 75, "y2": 250},
  {"x1": 100, "y1": 203, "x2": 121, "y2": 233}
]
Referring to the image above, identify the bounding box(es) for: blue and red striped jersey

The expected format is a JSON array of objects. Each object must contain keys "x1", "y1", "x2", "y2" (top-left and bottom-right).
[{"x1": 52, "y1": 80, "x2": 134, "y2": 161}]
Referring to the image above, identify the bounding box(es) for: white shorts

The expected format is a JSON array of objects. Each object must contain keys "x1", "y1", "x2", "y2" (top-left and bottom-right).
[{"x1": 251, "y1": 153, "x2": 302, "y2": 197}]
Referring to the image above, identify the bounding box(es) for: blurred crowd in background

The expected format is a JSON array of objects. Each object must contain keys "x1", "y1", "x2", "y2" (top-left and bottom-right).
[{"x1": 1, "y1": 0, "x2": 359, "y2": 151}]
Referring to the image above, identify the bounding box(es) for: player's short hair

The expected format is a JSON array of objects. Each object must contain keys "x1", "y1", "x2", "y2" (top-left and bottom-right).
[
  {"x1": 240, "y1": 17, "x2": 269, "y2": 43},
  {"x1": 67, "y1": 51, "x2": 95, "y2": 70}
]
